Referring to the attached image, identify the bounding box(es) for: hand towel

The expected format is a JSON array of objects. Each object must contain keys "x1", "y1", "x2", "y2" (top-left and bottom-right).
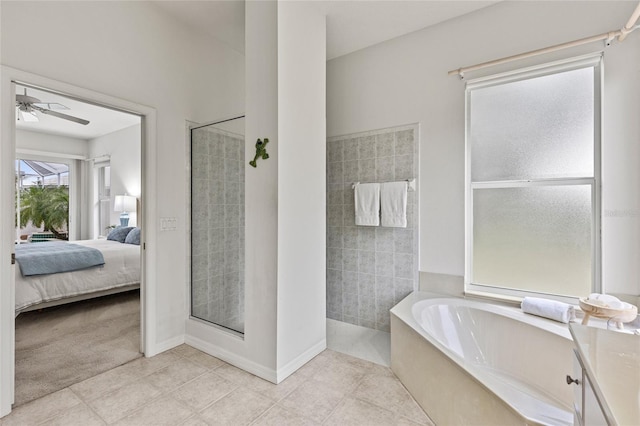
[
  {"x1": 381, "y1": 181, "x2": 408, "y2": 227},
  {"x1": 521, "y1": 297, "x2": 576, "y2": 324},
  {"x1": 354, "y1": 183, "x2": 380, "y2": 226}
]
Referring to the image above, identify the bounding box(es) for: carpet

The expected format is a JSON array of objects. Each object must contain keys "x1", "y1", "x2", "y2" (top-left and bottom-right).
[{"x1": 14, "y1": 290, "x2": 142, "y2": 406}]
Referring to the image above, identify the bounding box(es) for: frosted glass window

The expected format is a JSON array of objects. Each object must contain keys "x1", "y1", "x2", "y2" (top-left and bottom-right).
[
  {"x1": 473, "y1": 186, "x2": 592, "y2": 296},
  {"x1": 470, "y1": 67, "x2": 594, "y2": 181},
  {"x1": 467, "y1": 58, "x2": 600, "y2": 299}
]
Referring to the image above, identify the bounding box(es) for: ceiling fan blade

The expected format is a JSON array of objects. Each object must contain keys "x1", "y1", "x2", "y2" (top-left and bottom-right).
[
  {"x1": 33, "y1": 102, "x2": 70, "y2": 110},
  {"x1": 31, "y1": 105, "x2": 90, "y2": 125}
]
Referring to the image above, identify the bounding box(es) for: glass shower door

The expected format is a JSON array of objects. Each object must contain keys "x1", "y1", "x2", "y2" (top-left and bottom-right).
[{"x1": 190, "y1": 117, "x2": 245, "y2": 334}]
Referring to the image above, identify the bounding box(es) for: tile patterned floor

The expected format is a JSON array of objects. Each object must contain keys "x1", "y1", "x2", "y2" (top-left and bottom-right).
[{"x1": 1, "y1": 345, "x2": 434, "y2": 426}]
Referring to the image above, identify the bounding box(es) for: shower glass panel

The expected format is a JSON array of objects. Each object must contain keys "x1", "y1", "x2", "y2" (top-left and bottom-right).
[{"x1": 191, "y1": 117, "x2": 245, "y2": 334}]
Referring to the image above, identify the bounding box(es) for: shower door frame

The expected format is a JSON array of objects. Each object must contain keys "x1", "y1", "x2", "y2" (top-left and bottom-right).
[{"x1": 187, "y1": 116, "x2": 246, "y2": 337}]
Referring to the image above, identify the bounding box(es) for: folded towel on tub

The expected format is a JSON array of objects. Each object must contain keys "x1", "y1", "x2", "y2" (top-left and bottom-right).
[
  {"x1": 354, "y1": 183, "x2": 381, "y2": 226},
  {"x1": 521, "y1": 297, "x2": 576, "y2": 323}
]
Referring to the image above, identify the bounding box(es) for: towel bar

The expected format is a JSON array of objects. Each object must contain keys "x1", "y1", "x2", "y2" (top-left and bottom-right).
[{"x1": 352, "y1": 178, "x2": 415, "y2": 191}]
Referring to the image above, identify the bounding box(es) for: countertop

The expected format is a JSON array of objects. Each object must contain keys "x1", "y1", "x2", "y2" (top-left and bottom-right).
[{"x1": 569, "y1": 323, "x2": 640, "y2": 425}]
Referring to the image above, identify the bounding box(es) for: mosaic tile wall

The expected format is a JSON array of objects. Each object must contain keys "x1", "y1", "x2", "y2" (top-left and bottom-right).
[
  {"x1": 191, "y1": 126, "x2": 245, "y2": 333},
  {"x1": 326, "y1": 125, "x2": 418, "y2": 332}
]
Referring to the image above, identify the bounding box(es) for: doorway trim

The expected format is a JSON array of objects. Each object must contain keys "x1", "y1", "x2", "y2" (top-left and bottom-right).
[{"x1": 0, "y1": 66, "x2": 158, "y2": 417}]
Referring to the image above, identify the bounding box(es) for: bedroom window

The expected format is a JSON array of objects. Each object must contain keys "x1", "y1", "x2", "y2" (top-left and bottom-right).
[
  {"x1": 465, "y1": 55, "x2": 601, "y2": 302},
  {"x1": 15, "y1": 159, "x2": 70, "y2": 241},
  {"x1": 97, "y1": 164, "x2": 111, "y2": 237}
]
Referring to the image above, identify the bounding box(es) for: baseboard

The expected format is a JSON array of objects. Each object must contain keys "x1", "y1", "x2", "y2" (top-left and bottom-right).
[
  {"x1": 147, "y1": 335, "x2": 185, "y2": 357},
  {"x1": 276, "y1": 338, "x2": 326, "y2": 383},
  {"x1": 185, "y1": 334, "x2": 277, "y2": 383}
]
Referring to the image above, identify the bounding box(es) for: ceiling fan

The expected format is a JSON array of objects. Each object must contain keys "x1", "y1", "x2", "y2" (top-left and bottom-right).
[{"x1": 15, "y1": 89, "x2": 90, "y2": 125}]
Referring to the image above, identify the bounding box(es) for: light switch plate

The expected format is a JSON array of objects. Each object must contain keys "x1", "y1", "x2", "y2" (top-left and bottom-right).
[{"x1": 160, "y1": 217, "x2": 177, "y2": 231}]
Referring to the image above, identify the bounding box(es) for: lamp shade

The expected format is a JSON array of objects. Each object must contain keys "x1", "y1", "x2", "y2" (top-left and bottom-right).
[{"x1": 114, "y1": 195, "x2": 136, "y2": 212}]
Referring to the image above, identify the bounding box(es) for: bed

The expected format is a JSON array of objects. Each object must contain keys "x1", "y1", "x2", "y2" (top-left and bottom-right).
[{"x1": 15, "y1": 238, "x2": 140, "y2": 315}]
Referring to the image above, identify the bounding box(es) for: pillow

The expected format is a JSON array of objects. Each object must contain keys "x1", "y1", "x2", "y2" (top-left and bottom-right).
[
  {"x1": 124, "y1": 227, "x2": 141, "y2": 245},
  {"x1": 107, "y1": 226, "x2": 134, "y2": 243}
]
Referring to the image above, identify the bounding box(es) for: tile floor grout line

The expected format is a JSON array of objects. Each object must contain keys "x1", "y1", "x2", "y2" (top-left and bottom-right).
[
  {"x1": 114, "y1": 390, "x2": 194, "y2": 425},
  {"x1": 351, "y1": 370, "x2": 431, "y2": 425},
  {"x1": 65, "y1": 388, "x2": 106, "y2": 425},
  {"x1": 194, "y1": 384, "x2": 241, "y2": 415},
  {"x1": 66, "y1": 365, "x2": 144, "y2": 405},
  {"x1": 270, "y1": 372, "x2": 310, "y2": 404},
  {"x1": 320, "y1": 393, "x2": 350, "y2": 425},
  {"x1": 246, "y1": 402, "x2": 278, "y2": 426},
  {"x1": 316, "y1": 362, "x2": 374, "y2": 425},
  {"x1": 166, "y1": 364, "x2": 217, "y2": 393},
  {"x1": 84, "y1": 372, "x2": 173, "y2": 425},
  {"x1": 29, "y1": 390, "x2": 84, "y2": 426},
  {"x1": 108, "y1": 397, "x2": 153, "y2": 425},
  {"x1": 81, "y1": 400, "x2": 108, "y2": 426}
]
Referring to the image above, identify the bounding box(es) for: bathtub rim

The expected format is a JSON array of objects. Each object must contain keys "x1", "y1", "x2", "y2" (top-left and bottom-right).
[
  {"x1": 410, "y1": 294, "x2": 573, "y2": 342},
  {"x1": 391, "y1": 291, "x2": 574, "y2": 425}
]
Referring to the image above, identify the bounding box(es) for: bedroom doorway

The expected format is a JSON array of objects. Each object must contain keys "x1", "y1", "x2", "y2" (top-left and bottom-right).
[{"x1": 10, "y1": 80, "x2": 145, "y2": 407}]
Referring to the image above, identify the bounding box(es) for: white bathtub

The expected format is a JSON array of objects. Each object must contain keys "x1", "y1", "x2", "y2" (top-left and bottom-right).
[{"x1": 391, "y1": 292, "x2": 575, "y2": 426}]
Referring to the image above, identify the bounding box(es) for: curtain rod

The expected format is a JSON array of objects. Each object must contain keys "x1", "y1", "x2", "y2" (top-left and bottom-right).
[{"x1": 448, "y1": 1, "x2": 640, "y2": 78}]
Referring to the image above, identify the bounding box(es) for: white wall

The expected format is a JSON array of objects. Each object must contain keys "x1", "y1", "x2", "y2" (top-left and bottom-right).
[
  {"x1": 327, "y1": 1, "x2": 640, "y2": 296},
  {"x1": 16, "y1": 129, "x2": 87, "y2": 157},
  {"x1": 1, "y1": 1, "x2": 244, "y2": 352},
  {"x1": 89, "y1": 124, "x2": 141, "y2": 231},
  {"x1": 185, "y1": 0, "x2": 279, "y2": 380},
  {"x1": 185, "y1": 0, "x2": 326, "y2": 383},
  {"x1": 276, "y1": 1, "x2": 327, "y2": 375}
]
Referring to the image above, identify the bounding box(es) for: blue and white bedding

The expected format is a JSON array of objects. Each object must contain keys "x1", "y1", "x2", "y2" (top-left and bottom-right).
[
  {"x1": 15, "y1": 241, "x2": 105, "y2": 276},
  {"x1": 15, "y1": 239, "x2": 140, "y2": 313}
]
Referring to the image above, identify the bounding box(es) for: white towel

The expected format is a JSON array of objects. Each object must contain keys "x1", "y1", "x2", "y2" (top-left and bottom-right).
[
  {"x1": 354, "y1": 183, "x2": 380, "y2": 226},
  {"x1": 521, "y1": 297, "x2": 576, "y2": 324},
  {"x1": 380, "y1": 182, "x2": 408, "y2": 228}
]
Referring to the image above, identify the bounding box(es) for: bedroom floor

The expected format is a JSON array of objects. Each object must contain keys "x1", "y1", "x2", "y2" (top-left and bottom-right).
[
  {"x1": 14, "y1": 290, "x2": 141, "y2": 406},
  {"x1": 1, "y1": 344, "x2": 433, "y2": 425}
]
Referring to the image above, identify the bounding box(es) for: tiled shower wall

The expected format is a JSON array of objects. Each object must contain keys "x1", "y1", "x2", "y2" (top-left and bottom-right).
[
  {"x1": 191, "y1": 126, "x2": 245, "y2": 333},
  {"x1": 326, "y1": 125, "x2": 418, "y2": 332}
]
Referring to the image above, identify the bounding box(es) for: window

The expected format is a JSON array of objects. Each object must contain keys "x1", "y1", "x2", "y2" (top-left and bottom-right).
[
  {"x1": 466, "y1": 55, "x2": 601, "y2": 301},
  {"x1": 15, "y1": 159, "x2": 71, "y2": 241},
  {"x1": 96, "y1": 163, "x2": 111, "y2": 237}
]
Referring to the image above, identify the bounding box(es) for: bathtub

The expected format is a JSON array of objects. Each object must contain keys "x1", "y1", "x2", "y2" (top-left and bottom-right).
[{"x1": 390, "y1": 292, "x2": 575, "y2": 426}]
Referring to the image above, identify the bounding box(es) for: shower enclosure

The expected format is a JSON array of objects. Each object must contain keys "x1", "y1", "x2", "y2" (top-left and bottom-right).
[{"x1": 190, "y1": 117, "x2": 245, "y2": 334}]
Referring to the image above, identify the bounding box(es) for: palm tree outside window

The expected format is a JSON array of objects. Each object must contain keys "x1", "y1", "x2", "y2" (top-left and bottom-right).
[{"x1": 15, "y1": 159, "x2": 70, "y2": 241}]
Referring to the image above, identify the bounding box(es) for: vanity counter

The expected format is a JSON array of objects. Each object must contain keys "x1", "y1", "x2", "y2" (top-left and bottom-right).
[{"x1": 569, "y1": 323, "x2": 640, "y2": 425}]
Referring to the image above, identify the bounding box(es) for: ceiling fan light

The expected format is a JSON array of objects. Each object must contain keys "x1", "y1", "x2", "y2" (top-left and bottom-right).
[{"x1": 19, "y1": 109, "x2": 39, "y2": 122}]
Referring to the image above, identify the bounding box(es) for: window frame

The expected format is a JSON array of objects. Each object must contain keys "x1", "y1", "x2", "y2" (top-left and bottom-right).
[
  {"x1": 94, "y1": 160, "x2": 111, "y2": 238},
  {"x1": 15, "y1": 154, "x2": 74, "y2": 241},
  {"x1": 464, "y1": 54, "x2": 602, "y2": 304}
]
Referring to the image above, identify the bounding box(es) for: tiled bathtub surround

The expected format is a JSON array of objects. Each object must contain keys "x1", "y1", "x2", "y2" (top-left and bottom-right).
[
  {"x1": 191, "y1": 125, "x2": 245, "y2": 333},
  {"x1": 327, "y1": 125, "x2": 419, "y2": 331}
]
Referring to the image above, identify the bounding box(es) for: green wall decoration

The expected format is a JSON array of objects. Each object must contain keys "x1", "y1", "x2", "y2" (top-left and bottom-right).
[{"x1": 249, "y1": 138, "x2": 270, "y2": 168}]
